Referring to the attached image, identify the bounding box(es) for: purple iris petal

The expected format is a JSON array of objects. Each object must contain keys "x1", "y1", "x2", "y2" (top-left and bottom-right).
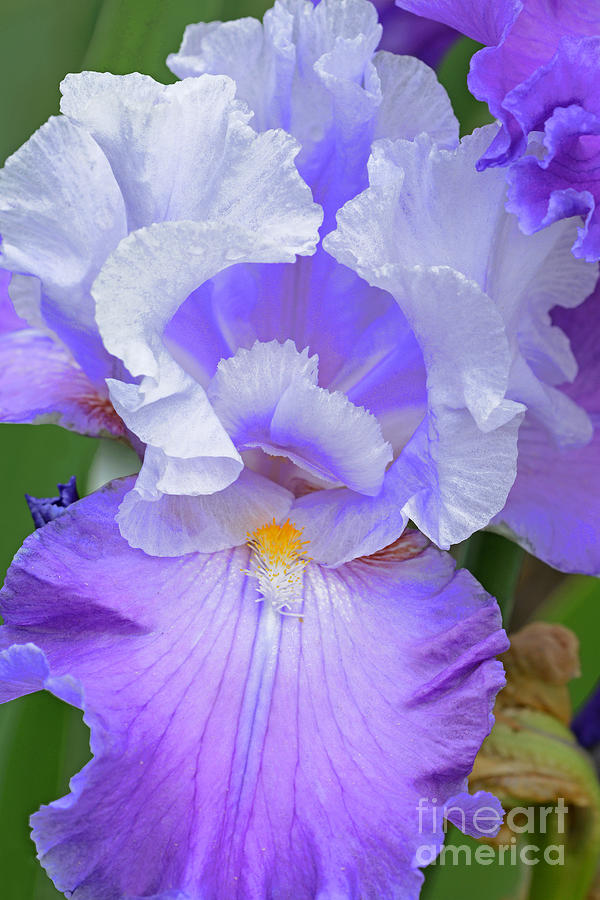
[
  {"x1": 493, "y1": 282, "x2": 600, "y2": 574},
  {"x1": 0, "y1": 329, "x2": 126, "y2": 436},
  {"x1": 394, "y1": 0, "x2": 600, "y2": 162},
  {"x1": 25, "y1": 476, "x2": 79, "y2": 529},
  {"x1": 393, "y1": 0, "x2": 518, "y2": 46},
  {"x1": 0, "y1": 478, "x2": 507, "y2": 898},
  {"x1": 444, "y1": 791, "x2": 505, "y2": 840},
  {"x1": 506, "y1": 40, "x2": 600, "y2": 261},
  {"x1": 573, "y1": 681, "x2": 600, "y2": 751},
  {"x1": 0, "y1": 267, "x2": 26, "y2": 333},
  {"x1": 0, "y1": 267, "x2": 125, "y2": 436},
  {"x1": 377, "y1": 3, "x2": 459, "y2": 67}
]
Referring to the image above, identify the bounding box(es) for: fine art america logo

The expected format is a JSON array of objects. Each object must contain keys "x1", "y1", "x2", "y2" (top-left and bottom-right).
[{"x1": 415, "y1": 798, "x2": 569, "y2": 867}]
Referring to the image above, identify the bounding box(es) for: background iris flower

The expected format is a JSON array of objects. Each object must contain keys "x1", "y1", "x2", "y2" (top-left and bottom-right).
[{"x1": 394, "y1": 0, "x2": 600, "y2": 260}]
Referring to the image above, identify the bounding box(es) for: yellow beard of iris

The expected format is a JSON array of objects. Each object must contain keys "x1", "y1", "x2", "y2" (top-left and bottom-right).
[{"x1": 246, "y1": 519, "x2": 310, "y2": 617}]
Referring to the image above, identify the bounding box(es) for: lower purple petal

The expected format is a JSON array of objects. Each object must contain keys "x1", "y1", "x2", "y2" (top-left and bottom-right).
[
  {"x1": 0, "y1": 479, "x2": 507, "y2": 899},
  {"x1": 444, "y1": 790, "x2": 504, "y2": 839}
]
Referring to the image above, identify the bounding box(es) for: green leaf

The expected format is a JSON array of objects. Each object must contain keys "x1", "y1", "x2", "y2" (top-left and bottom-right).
[
  {"x1": 458, "y1": 532, "x2": 525, "y2": 627},
  {"x1": 437, "y1": 37, "x2": 493, "y2": 135},
  {"x1": 81, "y1": 0, "x2": 271, "y2": 82},
  {"x1": 0, "y1": 693, "x2": 90, "y2": 899},
  {"x1": 421, "y1": 827, "x2": 525, "y2": 900},
  {"x1": 0, "y1": 0, "x2": 103, "y2": 162}
]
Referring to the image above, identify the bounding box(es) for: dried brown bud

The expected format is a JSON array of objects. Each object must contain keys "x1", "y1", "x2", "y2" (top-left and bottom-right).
[{"x1": 498, "y1": 622, "x2": 580, "y2": 724}]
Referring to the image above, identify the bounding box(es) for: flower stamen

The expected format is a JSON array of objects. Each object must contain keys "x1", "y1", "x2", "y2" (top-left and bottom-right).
[{"x1": 245, "y1": 519, "x2": 310, "y2": 617}]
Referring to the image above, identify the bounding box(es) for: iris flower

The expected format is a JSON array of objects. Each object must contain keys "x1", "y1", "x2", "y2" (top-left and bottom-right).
[
  {"x1": 9, "y1": 0, "x2": 599, "y2": 894},
  {"x1": 0, "y1": 1, "x2": 517, "y2": 896},
  {"x1": 1, "y1": 0, "x2": 518, "y2": 565},
  {"x1": 394, "y1": 0, "x2": 600, "y2": 260},
  {"x1": 2, "y1": 0, "x2": 595, "y2": 572}
]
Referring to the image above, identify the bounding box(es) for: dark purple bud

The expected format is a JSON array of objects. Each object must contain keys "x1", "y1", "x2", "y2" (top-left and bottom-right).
[{"x1": 25, "y1": 476, "x2": 79, "y2": 529}]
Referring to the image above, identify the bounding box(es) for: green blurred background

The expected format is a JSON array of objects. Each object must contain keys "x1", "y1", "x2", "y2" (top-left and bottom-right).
[{"x1": 0, "y1": 2, "x2": 598, "y2": 897}]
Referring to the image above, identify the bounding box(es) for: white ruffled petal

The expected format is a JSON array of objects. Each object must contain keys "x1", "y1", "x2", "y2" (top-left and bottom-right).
[
  {"x1": 326, "y1": 128, "x2": 597, "y2": 445},
  {"x1": 373, "y1": 52, "x2": 459, "y2": 149},
  {"x1": 93, "y1": 218, "x2": 319, "y2": 383},
  {"x1": 326, "y1": 219, "x2": 524, "y2": 543},
  {"x1": 61, "y1": 72, "x2": 321, "y2": 241},
  {"x1": 0, "y1": 116, "x2": 127, "y2": 379},
  {"x1": 167, "y1": 0, "x2": 453, "y2": 229}
]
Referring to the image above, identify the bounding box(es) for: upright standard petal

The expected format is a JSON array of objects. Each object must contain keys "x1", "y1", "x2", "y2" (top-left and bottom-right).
[
  {"x1": 0, "y1": 479, "x2": 507, "y2": 899},
  {"x1": 167, "y1": 0, "x2": 458, "y2": 226},
  {"x1": 60, "y1": 72, "x2": 321, "y2": 242}
]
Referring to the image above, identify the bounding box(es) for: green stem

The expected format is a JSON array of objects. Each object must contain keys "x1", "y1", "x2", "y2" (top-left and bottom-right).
[
  {"x1": 527, "y1": 805, "x2": 600, "y2": 900},
  {"x1": 460, "y1": 532, "x2": 525, "y2": 628}
]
